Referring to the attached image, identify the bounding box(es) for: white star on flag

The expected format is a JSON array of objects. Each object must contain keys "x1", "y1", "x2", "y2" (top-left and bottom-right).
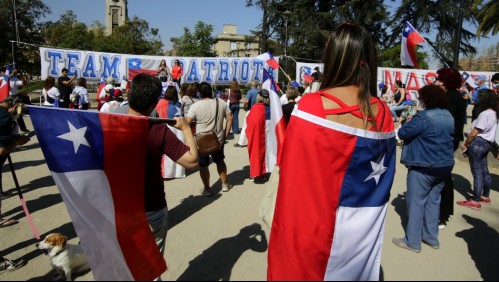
[
  {"x1": 131, "y1": 61, "x2": 138, "y2": 67},
  {"x1": 364, "y1": 155, "x2": 387, "y2": 185},
  {"x1": 175, "y1": 106, "x2": 181, "y2": 117},
  {"x1": 57, "y1": 121, "x2": 91, "y2": 154}
]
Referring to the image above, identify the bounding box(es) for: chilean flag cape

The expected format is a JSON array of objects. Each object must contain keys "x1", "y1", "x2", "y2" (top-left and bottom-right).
[
  {"x1": 246, "y1": 103, "x2": 269, "y2": 177},
  {"x1": 29, "y1": 107, "x2": 167, "y2": 281},
  {"x1": 155, "y1": 100, "x2": 185, "y2": 179},
  {"x1": 268, "y1": 93, "x2": 396, "y2": 281},
  {"x1": 262, "y1": 69, "x2": 286, "y2": 168},
  {"x1": 400, "y1": 22, "x2": 426, "y2": 68},
  {"x1": 0, "y1": 65, "x2": 12, "y2": 101}
]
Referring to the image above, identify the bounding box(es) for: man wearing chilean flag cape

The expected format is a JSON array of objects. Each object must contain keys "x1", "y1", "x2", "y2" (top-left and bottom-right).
[{"x1": 267, "y1": 23, "x2": 396, "y2": 281}]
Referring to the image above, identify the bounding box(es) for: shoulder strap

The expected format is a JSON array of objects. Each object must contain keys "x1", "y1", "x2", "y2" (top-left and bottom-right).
[{"x1": 213, "y1": 98, "x2": 219, "y2": 132}]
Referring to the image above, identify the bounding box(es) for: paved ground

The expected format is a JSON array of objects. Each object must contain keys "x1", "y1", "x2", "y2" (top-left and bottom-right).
[{"x1": 0, "y1": 108, "x2": 498, "y2": 281}]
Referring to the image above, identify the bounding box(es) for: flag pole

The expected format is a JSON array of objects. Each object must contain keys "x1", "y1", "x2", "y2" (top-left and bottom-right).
[{"x1": 7, "y1": 155, "x2": 41, "y2": 240}]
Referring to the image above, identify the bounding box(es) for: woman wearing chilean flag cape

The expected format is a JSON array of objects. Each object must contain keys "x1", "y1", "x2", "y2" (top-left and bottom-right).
[{"x1": 268, "y1": 23, "x2": 396, "y2": 281}]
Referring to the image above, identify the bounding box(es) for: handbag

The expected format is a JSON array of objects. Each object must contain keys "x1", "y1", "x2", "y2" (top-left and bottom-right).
[{"x1": 195, "y1": 98, "x2": 221, "y2": 156}]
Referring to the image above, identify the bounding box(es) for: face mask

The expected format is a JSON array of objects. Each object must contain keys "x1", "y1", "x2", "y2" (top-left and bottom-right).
[
  {"x1": 474, "y1": 80, "x2": 480, "y2": 86},
  {"x1": 493, "y1": 83, "x2": 499, "y2": 88}
]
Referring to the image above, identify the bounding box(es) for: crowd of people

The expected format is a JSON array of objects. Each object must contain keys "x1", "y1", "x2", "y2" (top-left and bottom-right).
[{"x1": 0, "y1": 22, "x2": 498, "y2": 279}]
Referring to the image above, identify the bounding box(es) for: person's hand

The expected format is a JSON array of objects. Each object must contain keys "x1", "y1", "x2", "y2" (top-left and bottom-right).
[{"x1": 173, "y1": 117, "x2": 190, "y2": 131}]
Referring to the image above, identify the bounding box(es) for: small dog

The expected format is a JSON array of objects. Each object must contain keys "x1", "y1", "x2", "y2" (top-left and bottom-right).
[{"x1": 36, "y1": 233, "x2": 90, "y2": 281}]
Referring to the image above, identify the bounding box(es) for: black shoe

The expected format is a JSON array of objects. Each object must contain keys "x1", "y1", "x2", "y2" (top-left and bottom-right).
[
  {"x1": 20, "y1": 128, "x2": 30, "y2": 133},
  {"x1": 234, "y1": 143, "x2": 246, "y2": 148}
]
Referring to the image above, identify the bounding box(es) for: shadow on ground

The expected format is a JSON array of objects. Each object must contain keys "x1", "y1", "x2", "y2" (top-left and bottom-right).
[
  {"x1": 391, "y1": 192, "x2": 407, "y2": 231},
  {"x1": 177, "y1": 223, "x2": 267, "y2": 281},
  {"x1": 168, "y1": 193, "x2": 222, "y2": 230},
  {"x1": 455, "y1": 214, "x2": 499, "y2": 281}
]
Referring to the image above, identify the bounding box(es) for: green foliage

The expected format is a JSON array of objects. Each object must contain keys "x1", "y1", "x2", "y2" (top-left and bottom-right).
[
  {"x1": 170, "y1": 22, "x2": 217, "y2": 57},
  {"x1": 0, "y1": 0, "x2": 49, "y2": 73},
  {"x1": 475, "y1": 0, "x2": 499, "y2": 36}
]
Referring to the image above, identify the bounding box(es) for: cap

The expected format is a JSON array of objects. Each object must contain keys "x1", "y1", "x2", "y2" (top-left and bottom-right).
[
  {"x1": 378, "y1": 82, "x2": 385, "y2": 89},
  {"x1": 259, "y1": 89, "x2": 270, "y2": 98},
  {"x1": 290, "y1": 81, "x2": 300, "y2": 87},
  {"x1": 476, "y1": 75, "x2": 487, "y2": 81},
  {"x1": 106, "y1": 77, "x2": 115, "y2": 84},
  {"x1": 402, "y1": 100, "x2": 413, "y2": 106}
]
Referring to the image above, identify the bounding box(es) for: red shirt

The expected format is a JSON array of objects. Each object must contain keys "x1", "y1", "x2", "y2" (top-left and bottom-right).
[
  {"x1": 172, "y1": 65, "x2": 183, "y2": 80},
  {"x1": 145, "y1": 124, "x2": 189, "y2": 212}
]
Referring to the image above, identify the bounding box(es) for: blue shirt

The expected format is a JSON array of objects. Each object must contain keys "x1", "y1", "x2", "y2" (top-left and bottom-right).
[{"x1": 246, "y1": 88, "x2": 259, "y2": 110}]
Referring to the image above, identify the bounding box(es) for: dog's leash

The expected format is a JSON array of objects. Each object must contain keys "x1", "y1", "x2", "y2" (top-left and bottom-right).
[{"x1": 8, "y1": 155, "x2": 41, "y2": 240}]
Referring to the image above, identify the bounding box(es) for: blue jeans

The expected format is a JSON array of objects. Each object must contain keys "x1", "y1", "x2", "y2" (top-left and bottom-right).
[
  {"x1": 468, "y1": 137, "x2": 493, "y2": 201},
  {"x1": 389, "y1": 104, "x2": 406, "y2": 122},
  {"x1": 230, "y1": 103, "x2": 240, "y2": 134},
  {"x1": 405, "y1": 167, "x2": 451, "y2": 250},
  {"x1": 146, "y1": 208, "x2": 168, "y2": 281}
]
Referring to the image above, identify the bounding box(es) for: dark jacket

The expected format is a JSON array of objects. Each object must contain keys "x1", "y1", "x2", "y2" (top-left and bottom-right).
[{"x1": 446, "y1": 88, "x2": 466, "y2": 143}]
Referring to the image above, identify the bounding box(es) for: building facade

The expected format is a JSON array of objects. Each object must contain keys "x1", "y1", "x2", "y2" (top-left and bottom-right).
[
  {"x1": 105, "y1": 0, "x2": 128, "y2": 36},
  {"x1": 213, "y1": 24, "x2": 260, "y2": 58}
]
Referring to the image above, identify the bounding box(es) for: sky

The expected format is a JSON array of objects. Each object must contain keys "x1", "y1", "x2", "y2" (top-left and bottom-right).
[{"x1": 41, "y1": 0, "x2": 497, "y2": 68}]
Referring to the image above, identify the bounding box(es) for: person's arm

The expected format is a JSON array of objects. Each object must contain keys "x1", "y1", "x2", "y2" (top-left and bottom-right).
[
  {"x1": 173, "y1": 117, "x2": 198, "y2": 169},
  {"x1": 63, "y1": 75, "x2": 76, "y2": 86},
  {"x1": 462, "y1": 127, "x2": 480, "y2": 150},
  {"x1": 397, "y1": 113, "x2": 425, "y2": 142},
  {"x1": 0, "y1": 135, "x2": 30, "y2": 156}
]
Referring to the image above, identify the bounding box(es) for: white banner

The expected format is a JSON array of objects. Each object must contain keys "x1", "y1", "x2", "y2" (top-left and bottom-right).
[
  {"x1": 39, "y1": 47, "x2": 279, "y2": 85},
  {"x1": 295, "y1": 62, "x2": 496, "y2": 95}
]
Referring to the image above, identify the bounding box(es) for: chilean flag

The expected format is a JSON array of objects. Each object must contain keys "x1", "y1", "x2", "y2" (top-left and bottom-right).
[
  {"x1": 0, "y1": 65, "x2": 12, "y2": 101},
  {"x1": 268, "y1": 94, "x2": 396, "y2": 280},
  {"x1": 246, "y1": 103, "x2": 269, "y2": 177},
  {"x1": 262, "y1": 69, "x2": 286, "y2": 170},
  {"x1": 256, "y1": 52, "x2": 280, "y2": 70},
  {"x1": 29, "y1": 107, "x2": 167, "y2": 281},
  {"x1": 155, "y1": 100, "x2": 185, "y2": 179},
  {"x1": 400, "y1": 22, "x2": 426, "y2": 68},
  {"x1": 128, "y1": 58, "x2": 158, "y2": 80},
  {"x1": 302, "y1": 67, "x2": 313, "y2": 84}
]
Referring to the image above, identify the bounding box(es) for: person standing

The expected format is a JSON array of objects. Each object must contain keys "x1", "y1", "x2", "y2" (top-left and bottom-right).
[
  {"x1": 5, "y1": 69, "x2": 29, "y2": 132},
  {"x1": 235, "y1": 80, "x2": 259, "y2": 148},
  {"x1": 58, "y1": 68, "x2": 76, "y2": 108},
  {"x1": 471, "y1": 75, "x2": 488, "y2": 121},
  {"x1": 457, "y1": 89, "x2": 498, "y2": 210},
  {"x1": 186, "y1": 82, "x2": 233, "y2": 197},
  {"x1": 42, "y1": 77, "x2": 61, "y2": 108},
  {"x1": 246, "y1": 90, "x2": 271, "y2": 182},
  {"x1": 228, "y1": 80, "x2": 242, "y2": 135},
  {"x1": 156, "y1": 59, "x2": 171, "y2": 82},
  {"x1": 0, "y1": 96, "x2": 30, "y2": 271},
  {"x1": 281, "y1": 86, "x2": 299, "y2": 126},
  {"x1": 171, "y1": 60, "x2": 183, "y2": 89},
  {"x1": 126, "y1": 74, "x2": 198, "y2": 280},
  {"x1": 268, "y1": 23, "x2": 396, "y2": 281},
  {"x1": 434, "y1": 68, "x2": 467, "y2": 229},
  {"x1": 73, "y1": 78, "x2": 90, "y2": 110},
  {"x1": 392, "y1": 85, "x2": 455, "y2": 253}
]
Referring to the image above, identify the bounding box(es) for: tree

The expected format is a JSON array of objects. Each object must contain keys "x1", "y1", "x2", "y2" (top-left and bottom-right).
[
  {"x1": 0, "y1": 0, "x2": 49, "y2": 73},
  {"x1": 474, "y1": 0, "x2": 499, "y2": 36},
  {"x1": 390, "y1": 0, "x2": 479, "y2": 68},
  {"x1": 170, "y1": 21, "x2": 217, "y2": 57},
  {"x1": 43, "y1": 13, "x2": 163, "y2": 56}
]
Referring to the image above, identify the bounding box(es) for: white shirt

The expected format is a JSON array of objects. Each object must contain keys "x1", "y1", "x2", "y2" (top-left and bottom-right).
[
  {"x1": 472, "y1": 109, "x2": 498, "y2": 143},
  {"x1": 42, "y1": 87, "x2": 60, "y2": 106},
  {"x1": 9, "y1": 77, "x2": 23, "y2": 95}
]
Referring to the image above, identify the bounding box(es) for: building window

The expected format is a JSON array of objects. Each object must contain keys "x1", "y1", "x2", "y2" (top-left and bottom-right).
[
  {"x1": 230, "y1": 42, "x2": 237, "y2": 50},
  {"x1": 112, "y1": 9, "x2": 119, "y2": 28}
]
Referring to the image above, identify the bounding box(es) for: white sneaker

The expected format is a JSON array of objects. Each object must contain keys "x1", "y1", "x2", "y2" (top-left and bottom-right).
[{"x1": 438, "y1": 224, "x2": 446, "y2": 230}]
